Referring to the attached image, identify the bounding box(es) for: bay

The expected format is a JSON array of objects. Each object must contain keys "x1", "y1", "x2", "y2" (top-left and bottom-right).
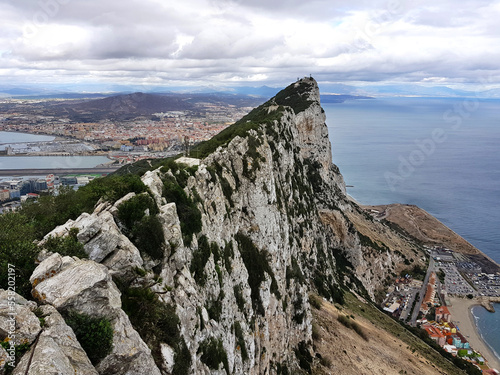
[
  {"x1": 0, "y1": 155, "x2": 110, "y2": 170},
  {"x1": 0, "y1": 131, "x2": 55, "y2": 144},
  {"x1": 324, "y1": 97, "x2": 500, "y2": 264},
  {"x1": 471, "y1": 303, "x2": 500, "y2": 362},
  {"x1": 0, "y1": 131, "x2": 109, "y2": 171}
]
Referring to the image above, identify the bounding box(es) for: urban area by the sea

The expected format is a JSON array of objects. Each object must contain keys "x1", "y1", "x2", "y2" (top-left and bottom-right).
[
  {"x1": 381, "y1": 243, "x2": 500, "y2": 372},
  {"x1": 0, "y1": 99, "x2": 249, "y2": 211}
]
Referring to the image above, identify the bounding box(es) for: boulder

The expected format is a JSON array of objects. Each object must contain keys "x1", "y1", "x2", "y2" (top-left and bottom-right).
[
  {"x1": 160, "y1": 343, "x2": 175, "y2": 373},
  {"x1": 30, "y1": 254, "x2": 121, "y2": 317},
  {"x1": 30, "y1": 254, "x2": 161, "y2": 375},
  {"x1": 96, "y1": 310, "x2": 162, "y2": 375},
  {"x1": 0, "y1": 289, "x2": 40, "y2": 346},
  {"x1": 141, "y1": 169, "x2": 165, "y2": 207},
  {"x1": 39, "y1": 207, "x2": 143, "y2": 281},
  {"x1": 12, "y1": 305, "x2": 98, "y2": 375}
]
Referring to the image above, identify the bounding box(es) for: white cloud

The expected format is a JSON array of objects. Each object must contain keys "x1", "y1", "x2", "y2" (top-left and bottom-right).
[{"x1": 1, "y1": 0, "x2": 500, "y2": 89}]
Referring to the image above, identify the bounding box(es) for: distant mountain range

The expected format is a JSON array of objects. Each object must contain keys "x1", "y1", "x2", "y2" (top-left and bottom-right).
[
  {"x1": 1, "y1": 82, "x2": 500, "y2": 100},
  {"x1": 0, "y1": 92, "x2": 266, "y2": 122}
]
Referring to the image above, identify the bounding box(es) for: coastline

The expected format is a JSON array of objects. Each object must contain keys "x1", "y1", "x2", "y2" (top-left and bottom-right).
[{"x1": 447, "y1": 297, "x2": 500, "y2": 371}]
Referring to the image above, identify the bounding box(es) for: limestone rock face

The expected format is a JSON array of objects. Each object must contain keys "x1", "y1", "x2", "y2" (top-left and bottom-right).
[
  {"x1": 0, "y1": 345, "x2": 8, "y2": 375},
  {"x1": 12, "y1": 305, "x2": 98, "y2": 375},
  {"x1": 39, "y1": 202, "x2": 143, "y2": 281},
  {"x1": 141, "y1": 169, "x2": 165, "y2": 206},
  {"x1": 30, "y1": 254, "x2": 121, "y2": 316},
  {"x1": 30, "y1": 254, "x2": 161, "y2": 375},
  {"x1": 23, "y1": 78, "x2": 420, "y2": 374}
]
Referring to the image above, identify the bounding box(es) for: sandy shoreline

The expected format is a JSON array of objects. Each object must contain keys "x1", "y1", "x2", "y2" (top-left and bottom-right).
[{"x1": 447, "y1": 297, "x2": 500, "y2": 371}]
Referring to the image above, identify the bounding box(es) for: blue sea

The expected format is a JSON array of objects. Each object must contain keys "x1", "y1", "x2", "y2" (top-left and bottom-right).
[
  {"x1": 323, "y1": 96, "x2": 500, "y2": 361},
  {"x1": 472, "y1": 303, "x2": 500, "y2": 363},
  {"x1": 324, "y1": 97, "x2": 500, "y2": 264},
  {"x1": 0, "y1": 131, "x2": 110, "y2": 173}
]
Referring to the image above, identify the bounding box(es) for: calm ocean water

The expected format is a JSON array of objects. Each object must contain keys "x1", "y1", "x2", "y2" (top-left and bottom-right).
[
  {"x1": 324, "y1": 97, "x2": 500, "y2": 264},
  {"x1": 0, "y1": 131, "x2": 110, "y2": 174},
  {"x1": 0, "y1": 131, "x2": 54, "y2": 143},
  {"x1": 472, "y1": 303, "x2": 500, "y2": 362},
  {"x1": 0, "y1": 155, "x2": 110, "y2": 170},
  {"x1": 324, "y1": 97, "x2": 500, "y2": 360}
]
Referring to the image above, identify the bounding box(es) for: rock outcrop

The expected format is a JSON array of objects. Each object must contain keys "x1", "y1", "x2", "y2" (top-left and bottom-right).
[
  {"x1": 30, "y1": 253, "x2": 161, "y2": 375},
  {"x1": 12, "y1": 305, "x2": 98, "y2": 375},
  {"x1": 9, "y1": 78, "x2": 428, "y2": 374},
  {"x1": 40, "y1": 200, "x2": 143, "y2": 281}
]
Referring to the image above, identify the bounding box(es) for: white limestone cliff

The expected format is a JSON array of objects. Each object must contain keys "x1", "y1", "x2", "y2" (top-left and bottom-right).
[{"x1": 9, "y1": 78, "x2": 423, "y2": 374}]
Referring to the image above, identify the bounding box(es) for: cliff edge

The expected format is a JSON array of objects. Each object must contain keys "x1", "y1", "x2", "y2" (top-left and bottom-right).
[{"x1": 0, "y1": 78, "x2": 465, "y2": 375}]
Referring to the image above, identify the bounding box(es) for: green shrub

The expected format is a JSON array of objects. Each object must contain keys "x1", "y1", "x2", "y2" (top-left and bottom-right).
[
  {"x1": 0, "y1": 213, "x2": 39, "y2": 298},
  {"x1": 117, "y1": 193, "x2": 158, "y2": 229},
  {"x1": 190, "y1": 235, "x2": 211, "y2": 286},
  {"x1": 286, "y1": 256, "x2": 304, "y2": 287},
  {"x1": 274, "y1": 79, "x2": 315, "y2": 114},
  {"x1": 223, "y1": 241, "x2": 234, "y2": 273},
  {"x1": 294, "y1": 341, "x2": 313, "y2": 372},
  {"x1": 337, "y1": 314, "x2": 368, "y2": 341},
  {"x1": 234, "y1": 321, "x2": 248, "y2": 361},
  {"x1": 120, "y1": 286, "x2": 190, "y2": 370},
  {"x1": 312, "y1": 322, "x2": 321, "y2": 341},
  {"x1": 207, "y1": 291, "x2": 224, "y2": 322},
  {"x1": 276, "y1": 362, "x2": 289, "y2": 375},
  {"x1": 219, "y1": 176, "x2": 233, "y2": 206},
  {"x1": 134, "y1": 215, "x2": 165, "y2": 259},
  {"x1": 234, "y1": 284, "x2": 246, "y2": 312},
  {"x1": 198, "y1": 337, "x2": 229, "y2": 374},
  {"x1": 235, "y1": 232, "x2": 280, "y2": 315},
  {"x1": 64, "y1": 311, "x2": 113, "y2": 365},
  {"x1": 162, "y1": 175, "x2": 202, "y2": 246},
  {"x1": 43, "y1": 228, "x2": 87, "y2": 258},
  {"x1": 357, "y1": 231, "x2": 389, "y2": 253},
  {"x1": 173, "y1": 338, "x2": 192, "y2": 375},
  {"x1": 309, "y1": 294, "x2": 322, "y2": 310},
  {"x1": 22, "y1": 174, "x2": 148, "y2": 239},
  {"x1": 190, "y1": 102, "x2": 284, "y2": 159},
  {"x1": 293, "y1": 294, "x2": 305, "y2": 324}
]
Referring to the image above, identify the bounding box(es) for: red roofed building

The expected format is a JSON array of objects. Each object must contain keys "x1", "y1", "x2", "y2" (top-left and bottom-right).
[
  {"x1": 435, "y1": 306, "x2": 451, "y2": 322},
  {"x1": 422, "y1": 324, "x2": 446, "y2": 347},
  {"x1": 420, "y1": 272, "x2": 439, "y2": 315}
]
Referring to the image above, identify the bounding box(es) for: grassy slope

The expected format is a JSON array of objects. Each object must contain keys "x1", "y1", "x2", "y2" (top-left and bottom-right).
[{"x1": 312, "y1": 292, "x2": 464, "y2": 375}]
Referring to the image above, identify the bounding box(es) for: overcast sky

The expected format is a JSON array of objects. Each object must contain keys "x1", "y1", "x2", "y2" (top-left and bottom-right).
[{"x1": 2, "y1": 0, "x2": 500, "y2": 90}]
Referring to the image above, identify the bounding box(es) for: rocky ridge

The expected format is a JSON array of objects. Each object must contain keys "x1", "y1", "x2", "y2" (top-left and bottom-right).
[{"x1": 1, "y1": 78, "x2": 431, "y2": 374}]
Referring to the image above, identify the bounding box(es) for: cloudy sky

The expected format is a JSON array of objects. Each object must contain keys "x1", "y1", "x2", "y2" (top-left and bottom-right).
[{"x1": 1, "y1": 0, "x2": 500, "y2": 91}]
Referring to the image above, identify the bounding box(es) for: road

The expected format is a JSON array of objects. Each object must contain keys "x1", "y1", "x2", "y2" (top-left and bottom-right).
[
  {"x1": 410, "y1": 257, "x2": 435, "y2": 326},
  {"x1": 0, "y1": 167, "x2": 120, "y2": 176}
]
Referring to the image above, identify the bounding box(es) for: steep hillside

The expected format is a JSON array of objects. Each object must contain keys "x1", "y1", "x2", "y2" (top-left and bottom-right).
[{"x1": 0, "y1": 78, "x2": 465, "y2": 375}]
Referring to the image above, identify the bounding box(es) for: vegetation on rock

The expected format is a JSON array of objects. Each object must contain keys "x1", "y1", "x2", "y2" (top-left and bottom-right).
[
  {"x1": 198, "y1": 337, "x2": 229, "y2": 374},
  {"x1": 64, "y1": 311, "x2": 113, "y2": 365}
]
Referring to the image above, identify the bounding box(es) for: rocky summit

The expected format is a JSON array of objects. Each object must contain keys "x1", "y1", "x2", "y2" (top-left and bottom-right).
[{"x1": 2, "y1": 78, "x2": 453, "y2": 375}]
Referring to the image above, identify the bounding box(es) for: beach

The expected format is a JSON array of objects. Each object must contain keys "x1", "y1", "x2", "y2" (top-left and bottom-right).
[{"x1": 447, "y1": 297, "x2": 500, "y2": 371}]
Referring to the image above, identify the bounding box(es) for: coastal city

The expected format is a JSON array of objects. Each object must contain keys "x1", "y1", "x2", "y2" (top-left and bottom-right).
[
  {"x1": 0, "y1": 94, "x2": 259, "y2": 163},
  {"x1": 0, "y1": 94, "x2": 260, "y2": 212},
  {"x1": 0, "y1": 94, "x2": 259, "y2": 212},
  {"x1": 383, "y1": 246, "x2": 500, "y2": 373}
]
